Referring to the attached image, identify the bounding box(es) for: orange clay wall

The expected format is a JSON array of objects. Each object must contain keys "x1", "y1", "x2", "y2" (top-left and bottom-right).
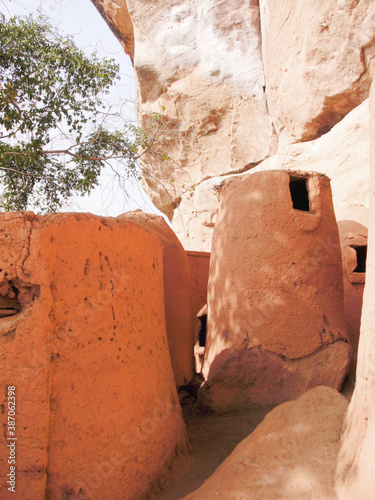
[
  {"x1": 123, "y1": 211, "x2": 194, "y2": 387},
  {"x1": 199, "y1": 170, "x2": 350, "y2": 412},
  {"x1": 0, "y1": 212, "x2": 187, "y2": 500},
  {"x1": 338, "y1": 219, "x2": 367, "y2": 378},
  {"x1": 187, "y1": 251, "x2": 210, "y2": 332}
]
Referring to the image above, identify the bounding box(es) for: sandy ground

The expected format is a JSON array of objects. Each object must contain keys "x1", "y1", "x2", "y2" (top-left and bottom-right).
[
  {"x1": 152, "y1": 376, "x2": 355, "y2": 500},
  {"x1": 153, "y1": 404, "x2": 273, "y2": 499}
]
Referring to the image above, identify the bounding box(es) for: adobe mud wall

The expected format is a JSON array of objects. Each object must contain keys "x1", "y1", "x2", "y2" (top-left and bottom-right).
[
  {"x1": 123, "y1": 211, "x2": 194, "y2": 387},
  {"x1": 187, "y1": 251, "x2": 210, "y2": 331},
  {"x1": 0, "y1": 212, "x2": 186, "y2": 499},
  {"x1": 338, "y1": 219, "x2": 368, "y2": 377},
  {"x1": 198, "y1": 170, "x2": 350, "y2": 412}
]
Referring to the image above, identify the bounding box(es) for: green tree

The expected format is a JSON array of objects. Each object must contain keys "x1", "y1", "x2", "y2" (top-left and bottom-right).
[{"x1": 0, "y1": 13, "x2": 145, "y2": 212}]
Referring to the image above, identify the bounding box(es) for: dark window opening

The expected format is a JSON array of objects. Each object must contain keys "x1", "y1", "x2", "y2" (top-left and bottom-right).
[
  {"x1": 289, "y1": 176, "x2": 310, "y2": 212},
  {"x1": 195, "y1": 314, "x2": 207, "y2": 347},
  {"x1": 353, "y1": 245, "x2": 367, "y2": 273}
]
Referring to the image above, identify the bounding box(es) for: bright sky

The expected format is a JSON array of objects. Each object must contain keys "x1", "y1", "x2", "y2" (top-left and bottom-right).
[{"x1": 0, "y1": 0, "x2": 162, "y2": 217}]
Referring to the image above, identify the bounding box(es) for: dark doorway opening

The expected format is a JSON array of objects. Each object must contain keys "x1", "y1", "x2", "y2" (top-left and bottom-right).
[
  {"x1": 289, "y1": 176, "x2": 310, "y2": 212},
  {"x1": 353, "y1": 245, "x2": 367, "y2": 273},
  {"x1": 196, "y1": 314, "x2": 207, "y2": 347}
]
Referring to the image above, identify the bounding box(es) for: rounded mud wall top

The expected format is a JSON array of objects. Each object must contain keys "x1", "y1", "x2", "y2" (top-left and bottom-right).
[
  {"x1": 204, "y1": 170, "x2": 349, "y2": 377},
  {"x1": 121, "y1": 211, "x2": 194, "y2": 387}
]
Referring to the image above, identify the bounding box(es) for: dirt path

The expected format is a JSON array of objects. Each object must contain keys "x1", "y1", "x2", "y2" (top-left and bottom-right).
[
  {"x1": 153, "y1": 405, "x2": 272, "y2": 499},
  {"x1": 152, "y1": 376, "x2": 354, "y2": 500}
]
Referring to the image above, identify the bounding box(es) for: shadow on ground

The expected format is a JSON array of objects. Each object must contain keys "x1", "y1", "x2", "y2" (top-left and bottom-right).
[{"x1": 153, "y1": 405, "x2": 272, "y2": 499}]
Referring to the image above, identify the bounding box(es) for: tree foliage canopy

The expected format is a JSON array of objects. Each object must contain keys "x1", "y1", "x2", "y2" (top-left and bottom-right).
[{"x1": 0, "y1": 13, "x2": 145, "y2": 212}]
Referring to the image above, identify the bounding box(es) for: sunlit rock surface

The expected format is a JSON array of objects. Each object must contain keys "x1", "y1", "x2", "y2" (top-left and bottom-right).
[{"x1": 92, "y1": 1, "x2": 374, "y2": 250}]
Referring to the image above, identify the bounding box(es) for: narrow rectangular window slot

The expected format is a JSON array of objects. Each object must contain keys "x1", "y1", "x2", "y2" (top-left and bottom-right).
[
  {"x1": 353, "y1": 245, "x2": 367, "y2": 273},
  {"x1": 198, "y1": 315, "x2": 207, "y2": 347},
  {"x1": 289, "y1": 176, "x2": 310, "y2": 212}
]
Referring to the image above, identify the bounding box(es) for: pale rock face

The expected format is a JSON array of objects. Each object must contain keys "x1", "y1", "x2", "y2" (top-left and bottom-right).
[
  {"x1": 259, "y1": 0, "x2": 375, "y2": 145},
  {"x1": 334, "y1": 57, "x2": 375, "y2": 500},
  {"x1": 91, "y1": 0, "x2": 374, "y2": 249},
  {"x1": 253, "y1": 100, "x2": 371, "y2": 213},
  {"x1": 92, "y1": 0, "x2": 276, "y2": 220},
  {"x1": 337, "y1": 204, "x2": 369, "y2": 228},
  {"x1": 172, "y1": 176, "x2": 222, "y2": 252},
  {"x1": 174, "y1": 100, "x2": 370, "y2": 251}
]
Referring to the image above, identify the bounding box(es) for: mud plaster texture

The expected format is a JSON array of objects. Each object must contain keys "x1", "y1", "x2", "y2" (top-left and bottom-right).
[
  {"x1": 186, "y1": 251, "x2": 210, "y2": 334},
  {"x1": 198, "y1": 170, "x2": 350, "y2": 413},
  {"x1": 122, "y1": 211, "x2": 194, "y2": 387},
  {"x1": 338, "y1": 219, "x2": 367, "y2": 378},
  {"x1": 0, "y1": 212, "x2": 187, "y2": 500}
]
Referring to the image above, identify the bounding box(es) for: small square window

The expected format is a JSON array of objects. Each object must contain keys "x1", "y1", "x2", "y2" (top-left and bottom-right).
[{"x1": 289, "y1": 176, "x2": 310, "y2": 212}]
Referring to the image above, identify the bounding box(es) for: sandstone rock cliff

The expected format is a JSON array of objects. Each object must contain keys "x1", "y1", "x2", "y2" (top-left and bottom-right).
[
  {"x1": 174, "y1": 100, "x2": 370, "y2": 250},
  {"x1": 92, "y1": 0, "x2": 375, "y2": 250},
  {"x1": 334, "y1": 54, "x2": 375, "y2": 500}
]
